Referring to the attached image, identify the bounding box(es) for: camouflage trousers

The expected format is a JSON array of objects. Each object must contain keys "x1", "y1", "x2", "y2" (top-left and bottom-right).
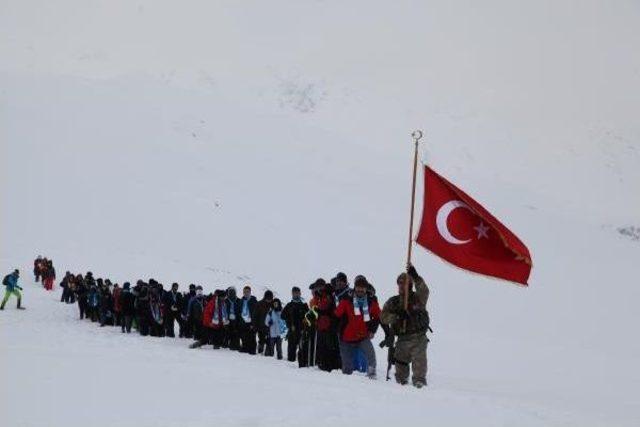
[{"x1": 394, "y1": 333, "x2": 428, "y2": 385}]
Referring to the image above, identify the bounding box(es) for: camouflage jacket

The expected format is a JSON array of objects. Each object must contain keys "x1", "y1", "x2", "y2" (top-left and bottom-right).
[{"x1": 380, "y1": 276, "x2": 429, "y2": 336}]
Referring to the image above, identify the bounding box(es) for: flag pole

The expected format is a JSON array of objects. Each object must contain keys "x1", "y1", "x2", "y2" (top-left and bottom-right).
[{"x1": 404, "y1": 130, "x2": 423, "y2": 317}]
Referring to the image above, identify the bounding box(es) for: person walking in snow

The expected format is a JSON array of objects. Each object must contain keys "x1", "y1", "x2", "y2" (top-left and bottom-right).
[
  {"x1": 238, "y1": 285, "x2": 258, "y2": 354},
  {"x1": 224, "y1": 286, "x2": 241, "y2": 350},
  {"x1": 33, "y1": 256, "x2": 44, "y2": 283},
  {"x1": 187, "y1": 285, "x2": 205, "y2": 341},
  {"x1": 308, "y1": 279, "x2": 341, "y2": 372},
  {"x1": 281, "y1": 286, "x2": 308, "y2": 362},
  {"x1": 180, "y1": 284, "x2": 197, "y2": 338},
  {"x1": 255, "y1": 290, "x2": 274, "y2": 354},
  {"x1": 380, "y1": 264, "x2": 430, "y2": 388},
  {"x1": 75, "y1": 274, "x2": 88, "y2": 319},
  {"x1": 119, "y1": 282, "x2": 135, "y2": 333},
  {"x1": 335, "y1": 275, "x2": 380, "y2": 379},
  {"x1": 264, "y1": 298, "x2": 285, "y2": 359},
  {"x1": 42, "y1": 259, "x2": 56, "y2": 291},
  {"x1": 87, "y1": 283, "x2": 101, "y2": 322},
  {"x1": 99, "y1": 282, "x2": 115, "y2": 326},
  {"x1": 1, "y1": 269, "x2": 25, "y2": 310},
  {"x1": 196, "y1": 289, "x2": 229, "y2": 349},
  {"x1": 162, "y1": 282, "x2": 183, "y2": 338}
]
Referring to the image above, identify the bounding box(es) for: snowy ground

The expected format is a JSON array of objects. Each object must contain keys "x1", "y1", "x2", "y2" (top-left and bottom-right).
[{"x1": 2, "y1": 0, "x2": 640, "y2": 426}]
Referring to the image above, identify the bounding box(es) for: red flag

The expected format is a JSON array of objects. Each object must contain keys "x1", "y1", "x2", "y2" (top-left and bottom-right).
[{"x1": 416, "y1": 166, "x2": 532, "y2": 285}]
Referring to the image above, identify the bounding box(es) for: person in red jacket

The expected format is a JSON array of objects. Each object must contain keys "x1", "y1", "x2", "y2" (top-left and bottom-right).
[
  {"x1": 197, "y1": 289, "x2": 229, "y2": 349},
  {"x1": 335, "y1": 275, "x2": 380, "y2": 379}
]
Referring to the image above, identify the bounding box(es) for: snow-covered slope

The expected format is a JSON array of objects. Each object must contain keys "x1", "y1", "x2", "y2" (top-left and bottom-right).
[{"x1": 1, "y1": 1, "x2": 639, "y2": 426}]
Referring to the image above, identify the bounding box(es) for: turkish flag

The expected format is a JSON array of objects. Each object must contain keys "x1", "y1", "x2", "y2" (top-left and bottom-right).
[{"x1": 415, "y1": 166, "x2": 532, "y2": 285}]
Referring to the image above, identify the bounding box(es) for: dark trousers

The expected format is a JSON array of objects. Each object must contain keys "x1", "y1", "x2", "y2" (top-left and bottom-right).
[
  {"x1": 90, "y1": 306, "x2": 99, "y2": 322},
  {"x1": 178, "y1": 315, "x2": 189, "y2": 338},
  {"x1": 226, "y1": 323, "x2": 240, "y2": 350},
  {"x1": 287, "y1": 331, "x2": 301, "y2": 362},
  {"x1": 121, "y1": 315, "x2": 133, "y2": 333},
  {"x1": 99, "y1": 310, "x2": 113, "y2": 326},
  {"x1": 257, "y1": 328, "x2": 268, "y2": 354},
  {"x1": 78, "y1": 300, "x2": 87, "y2": 320},
  {"x1": 192, "y1": 321, "x2": 203, "y2": 341},
  {"x1": 210, "y1": 328, "x2": 225, "y2": 348},
  {"x1": 239, "y1": 324, "x2": 257, "y2": 354},
  {"x1": 138, "y1": 315, "x2": 149, "y2": 336},
  {"x1": 298, "y1": 328, "x2": 316, "y2": 368},
  {"x1": 164, "y1": 313, "x2": 176, "y2": 337},
  {"x1": 266, "y1": 337, "x2": 283, "y2": 359}
]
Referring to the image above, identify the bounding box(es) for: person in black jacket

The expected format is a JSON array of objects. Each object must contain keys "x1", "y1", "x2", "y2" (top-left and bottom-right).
[
  {"x1": 99, "y1": 282, "x2": 114, "y2": 326},
  {"x1": 119, "y1": 282, "x2": 136, "y2": 333},
  {"x1": 135, "y1": 283, "x2": 151, "y2": 336},
  {"x1": 75, "y1": 274, "x2": 88, "y2": 319},
  {"x1": 162, "y1": 282, "x2": 182, "y2": 338},
  {"x1": 187, "y1": 286, "x2": 205, "y2": 341},
  {"x1": 180, "y1": 284, "x2": 196, "y2": 338},
  {"x1": 255, "y1": 290, "x2": 274, "y2": 355},
  {"x1": 282, "y1": 286, "x2": 309, "y2": 362},
  {"x1": 225, "y1": 286, "x2": 241, "y2": 350},
  {"x1": 238, "y1": 286, "x2": 258, "y2": 354}
]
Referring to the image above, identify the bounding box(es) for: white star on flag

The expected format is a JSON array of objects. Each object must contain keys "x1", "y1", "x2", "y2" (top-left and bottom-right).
[{"x1": 474, "y1": 221, "x2": 490, "y2": 239}]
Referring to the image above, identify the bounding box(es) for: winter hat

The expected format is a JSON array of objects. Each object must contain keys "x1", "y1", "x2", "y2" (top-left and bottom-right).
[
  {"x1": 13, "y1": 269, "x2": 19, "y2": 276},
  {"x1": 354, "y1": 275, "x2": 368, "y2": 288},
  {"x1": 227, "y1": 286, "x2": 237, "y2": 298},
  {"x1": 309, "y1": 278, "x2": 327, "y2": 290},
  {"x1": 123, "y1": 282, "x2": 131, "y2": 290},
  {"x1": 264, "y1": 290, "x2": 274, "y2": 300},
  {"x1": 336, "y1": 272, "x2": 347, "y2": 282}
]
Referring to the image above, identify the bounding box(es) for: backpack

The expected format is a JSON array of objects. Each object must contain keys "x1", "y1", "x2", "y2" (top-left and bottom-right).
[{"x1": 2, "y1": 274, "x2": 10, "y2": 287}]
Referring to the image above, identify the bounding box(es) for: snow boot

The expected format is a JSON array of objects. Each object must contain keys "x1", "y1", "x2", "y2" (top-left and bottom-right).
[
  {"x1": 17, "y1": 299, "x2": 26, "y2": 310},
  {"x1": 414, "y1": 381, "x2": 426, "y2": 389}
]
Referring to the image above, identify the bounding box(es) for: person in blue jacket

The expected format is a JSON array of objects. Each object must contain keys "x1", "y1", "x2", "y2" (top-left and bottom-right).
[{"x1": 1, "y1": 269, "x2": 25, "y2": 310}]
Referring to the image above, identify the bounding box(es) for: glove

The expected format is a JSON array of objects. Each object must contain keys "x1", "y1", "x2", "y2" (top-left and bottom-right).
[{"x1": 407, "y1": 264, "x2": 419, "y2": 281}]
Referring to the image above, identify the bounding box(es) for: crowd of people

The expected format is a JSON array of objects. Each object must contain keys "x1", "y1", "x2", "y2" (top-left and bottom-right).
[{"x1": 4, "y1": 259, "x2": 431, "y2": 388}]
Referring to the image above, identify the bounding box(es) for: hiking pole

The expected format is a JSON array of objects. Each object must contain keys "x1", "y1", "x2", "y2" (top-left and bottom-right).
[
  {"x1": 403, "y1": 130, "x2": 422, "y2": 332},
  {"x1": 313, "y1": 330, "x2": 318, "y2": 367}
]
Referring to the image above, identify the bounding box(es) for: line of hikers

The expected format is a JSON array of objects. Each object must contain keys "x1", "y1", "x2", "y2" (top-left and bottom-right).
[{"x1": 48, "y1": 263, "x2": 430, "y2": 387}]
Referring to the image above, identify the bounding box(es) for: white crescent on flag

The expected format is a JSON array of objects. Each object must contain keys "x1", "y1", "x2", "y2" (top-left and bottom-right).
[{"x1": 435, "y1": 200, "x2": 472, "y2": 245}]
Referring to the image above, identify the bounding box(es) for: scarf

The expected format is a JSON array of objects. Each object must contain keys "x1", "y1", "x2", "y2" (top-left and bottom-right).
[
  {"x1": 241, "y1": 298, "x2": 251, "y2": 322},
  {"x1": 151, "y1": 302, "x2": 162, "y2": 324},
  {"x1": 228, "y1": 298, "x2": 236, "y2": 320},
  {"x1": 212, "y1": 297, "x2": 229, "y2": 326},
  {"x1": 334, "y1": 287, "x2": 350, "y2": 306},
  {"x1": 353, "y1": 295, "x2": 370, "y2": 322}
]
